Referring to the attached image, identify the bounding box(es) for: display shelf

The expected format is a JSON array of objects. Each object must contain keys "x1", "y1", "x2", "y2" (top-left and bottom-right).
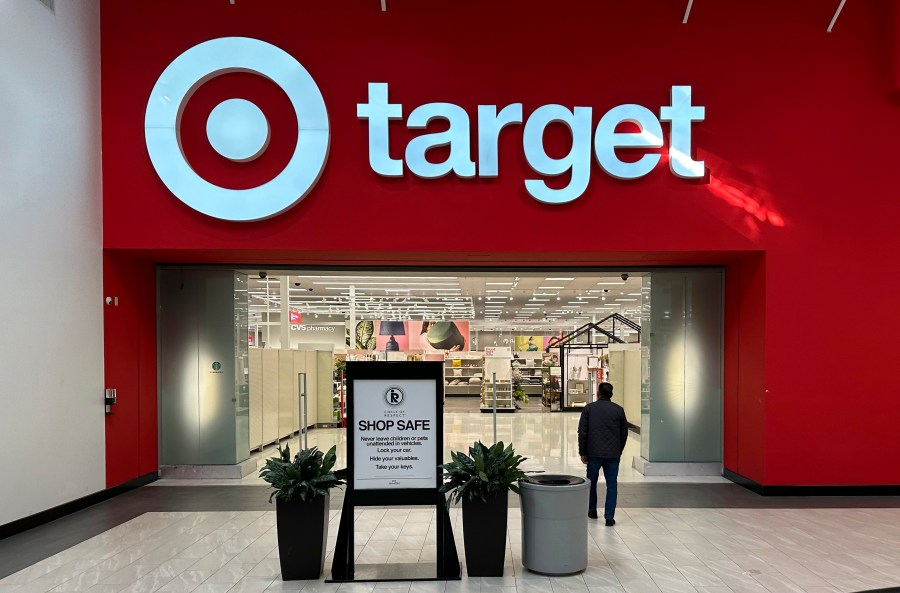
[
  {"x1": 331, "y1": 371, "x2": 346, "y2": 426},
  {"x1": 332, "y1": 387, "x2": 344, "y2": 421},
  {"x1": 444, "y1": 383, "x2": 482, "y2": 397},
  {"x1": 542, "y1": 389, "x2": 561, "y2": 410},
  {"x1": 480, "y1": 381, "x2": 515, "y2": 411},
  {"x1": 444, "y1": 355, "x2": 485, "y2": 398},
  {"x1": 567, "y1": 378, "x2": 590, "y2": 408},
  {"x1": 482, "y1": 350, "x2": 515, "y2": 411},
  {"x1": 511, "y1": 356, "x2": 541, "y2": 407}
]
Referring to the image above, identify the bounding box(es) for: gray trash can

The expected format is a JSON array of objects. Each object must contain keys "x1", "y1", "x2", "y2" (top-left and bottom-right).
[{"x1": 519, "y1": 474, "x2": 589, "y2": 575}]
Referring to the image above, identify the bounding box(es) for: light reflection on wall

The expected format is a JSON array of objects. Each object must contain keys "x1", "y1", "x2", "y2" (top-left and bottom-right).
[
  {"x1": 707, "y1": 176, "x2": 785, "y2": 227},
  {"x1": 683, "y1": 332, "x2": 702, "y2": 426},
  {"x1": 639, "y1": 128, "x2": 786, "y2": 238}
]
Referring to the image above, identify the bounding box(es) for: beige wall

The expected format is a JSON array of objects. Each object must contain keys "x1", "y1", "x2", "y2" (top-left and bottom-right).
[{"x1": 0, "y1": 0, "x2": 103, "y2": 525}]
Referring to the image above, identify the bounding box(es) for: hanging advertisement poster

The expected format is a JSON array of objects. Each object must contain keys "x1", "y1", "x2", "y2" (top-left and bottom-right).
[
  {"x1": 349, "y1": 320, "x2": 471, "y2": 352},
  {"x1": 352, "y1": 377, "x2": 437, "y2": 490},
  {"x1": 409, "y1": 321, "x2": 470, "y2": 352},
  {"x1": 514, "y1": 335, "x2": 544, "y2": 352}
]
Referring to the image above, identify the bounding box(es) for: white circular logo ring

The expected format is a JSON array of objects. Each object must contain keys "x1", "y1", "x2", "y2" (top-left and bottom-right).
[
  {"x1": 384, "y1": 386, "x2": 405, "y2": 407},
  {"x1": 145, "y1": 37, "x2": 329, "y2": 222}
]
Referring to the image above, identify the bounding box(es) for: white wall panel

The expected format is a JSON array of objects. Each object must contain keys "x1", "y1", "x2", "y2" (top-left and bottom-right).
[
  {"x1": 292, "y1": 351, "x2": 305, "y2": 432},
  {"x1": 0, "y1": 0, "x2": 103, "y2": 525},
  {"x1": 261, "y1": 350, "x2": 279, "y2": 445},
  {"x1": 249, "y1": 349, "x2": 263, "y2": 449},
  {"x1": 278, "y1": 350, "x2": 294, "y2": 439},
  {"x1": 624, "y1": 348, "x2": 642, "y2": 425},
  {"x1": 304, "y1": 351, "x2": 319, "y2": 428},
  {"x1": 317, "y1": 351, "x2": 334, "y2": 423}
]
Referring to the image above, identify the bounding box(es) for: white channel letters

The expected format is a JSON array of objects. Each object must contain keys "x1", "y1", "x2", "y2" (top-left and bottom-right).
[
  {"x1": 358, "y1": 83, "x2": 706, "y2": 204},
  {"x1": 146, "y1": 38, "x2": 706, "y2": 220}
]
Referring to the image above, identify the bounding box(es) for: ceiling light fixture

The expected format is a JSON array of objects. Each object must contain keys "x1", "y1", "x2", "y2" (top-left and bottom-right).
[
  {"x1": 314, "y1": 281, "x2": 458, "y2": 286},
  {"x1": 827, "y1": 0, "x2": 846, "y2": 33},
  {"x1": 292, "y1": 275, "x2": 456, "y2": 280}
]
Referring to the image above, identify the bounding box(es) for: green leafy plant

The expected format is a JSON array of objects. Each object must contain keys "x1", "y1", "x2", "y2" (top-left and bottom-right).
[
  {"x1": 334, "y1": 357, "x2": 346, "y2": 375},
  {"x1": 513, "y1": 385, "x2": 529, "y2": 404},
  {"x1": 259, "y1": 444, "x2": 347, "y2": 503},
  {"x1": 512, "y1": 368, "x2": 529, "y2": 404},
  {"x1": 439, "y1": 441, "x2": 528, "y2": 504}
]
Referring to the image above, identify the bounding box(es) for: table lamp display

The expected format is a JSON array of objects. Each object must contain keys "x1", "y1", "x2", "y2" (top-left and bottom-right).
[{"x1": 379, "y1": 321, "x2": 406, "y2": 351}]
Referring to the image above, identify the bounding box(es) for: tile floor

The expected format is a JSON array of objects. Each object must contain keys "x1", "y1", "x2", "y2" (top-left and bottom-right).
[
  {"x1": 151, "y1": 412, "x2": 728, "y2": 487},
  {"x1": 7, "y1": 412, "x2": 895, "y2": 592},
  {"x1": 2, "y1": 505, "x2": 899, "y2": 593}
]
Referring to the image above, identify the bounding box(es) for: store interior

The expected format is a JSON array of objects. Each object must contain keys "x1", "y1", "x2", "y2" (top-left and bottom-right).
[
  {"x1": 155, "y1": 266, "x2": 725, "y2": 481},
  {"x1": 238, "y1": 270, "x2": 647, "y2": 453}
]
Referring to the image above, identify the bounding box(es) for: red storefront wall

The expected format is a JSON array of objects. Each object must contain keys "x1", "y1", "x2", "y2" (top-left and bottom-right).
[{"x1": 100, "y1": 0, "x2": 900, "y2": 488}]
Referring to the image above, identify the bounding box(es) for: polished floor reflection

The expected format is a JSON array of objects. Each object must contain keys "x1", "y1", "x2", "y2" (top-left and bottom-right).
[
  {"x1": 152, "y1": 412, "x2": 727, "y2": 487},
  {"x1": 3, "y1": 506, "x2": 899, "y2": 593}
]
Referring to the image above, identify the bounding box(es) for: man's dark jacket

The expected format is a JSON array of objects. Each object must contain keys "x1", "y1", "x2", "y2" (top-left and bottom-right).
[{"x1": 578, "y1": 398, "x2": 628, "y2": 458}]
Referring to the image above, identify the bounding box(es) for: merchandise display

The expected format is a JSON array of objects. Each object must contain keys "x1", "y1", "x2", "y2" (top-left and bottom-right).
[
  {"x1": 332, "y1": 354, "x2": 346, "y2": 427},
  {"x1": 482, "y1": 348, "x2": 515, "y2": 413},
  {"x1": 536, "y1": 352, "x2": 560, "y2": 409},
  {"x1": 511, "y1": 354, "x2": 543, "y2": 405},
  {"x1": 443, "y1": 353, "x2": 484, "y2": 397}
]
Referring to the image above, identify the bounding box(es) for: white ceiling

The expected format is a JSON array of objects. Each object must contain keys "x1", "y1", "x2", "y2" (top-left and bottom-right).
[{"x1": 241, "y1": 270, "x2": 645, "y2": 332}]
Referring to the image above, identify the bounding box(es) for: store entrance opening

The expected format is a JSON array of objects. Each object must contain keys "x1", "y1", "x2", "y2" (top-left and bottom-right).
[{"x1": 155, "y1": 267, "x2": 725, "y2": 483}]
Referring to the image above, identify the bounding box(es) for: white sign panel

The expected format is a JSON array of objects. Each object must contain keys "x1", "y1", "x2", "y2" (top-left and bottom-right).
[{"x1": 353, "y1": 379, "x2": 436, "y2": 490}]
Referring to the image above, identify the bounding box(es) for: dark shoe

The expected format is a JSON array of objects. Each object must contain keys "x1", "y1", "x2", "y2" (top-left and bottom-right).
[
  {"x1": 588, "y1": 510, "x2": 598, "y2": 519},
  {"x1": 605, "y1": 519, "x2": 616, "y2": 526}
]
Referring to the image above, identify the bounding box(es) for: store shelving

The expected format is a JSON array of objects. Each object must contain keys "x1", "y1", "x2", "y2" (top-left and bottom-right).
[
  {"x1": 332, "y1": 374, "x2": 345, "y2": 425},
  {"x1": 443, "y1": 353, "x2": 484, "y2": 397},
  {"x1": 482, "y1": 350, "x2": 515, "y2": 412},
  {"x1": 541, "y1": 352, "x2": 562, "y2": 410},
  {"x1": 512, "y1": 356, "x2": 543, "y2": 404},
  {"x1": 567, "y1": 379, "x2": 590, "y2": 407},
  {"x1": 480, "y1": 381, "x2": 515, "y2": 413}
]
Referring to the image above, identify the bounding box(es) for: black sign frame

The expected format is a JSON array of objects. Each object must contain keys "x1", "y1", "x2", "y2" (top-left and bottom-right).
[{"x1": 328, "y1": 361, "x2": 460, "y2": 582}]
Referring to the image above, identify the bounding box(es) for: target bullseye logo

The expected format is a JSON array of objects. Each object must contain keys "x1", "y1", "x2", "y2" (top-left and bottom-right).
[
  {"x1": 145, "y1": 37, "x2": 329, "y2": 221},
  {"x1": 206, "y1": 99, "x2": 271, "y2": 162}
]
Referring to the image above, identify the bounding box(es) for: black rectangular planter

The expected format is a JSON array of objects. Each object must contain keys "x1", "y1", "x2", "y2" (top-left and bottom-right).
[
  {"x1": 276, "y1": 493, "x2": 329, "y2": 580},
  {"x1": 462, "y1": 494, "x2": 508, "y2": 577}
]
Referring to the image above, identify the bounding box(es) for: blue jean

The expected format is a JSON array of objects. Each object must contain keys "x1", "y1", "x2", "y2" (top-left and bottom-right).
[{"x1": 586, "y1": 457, "x2": 620, "y2": 520}]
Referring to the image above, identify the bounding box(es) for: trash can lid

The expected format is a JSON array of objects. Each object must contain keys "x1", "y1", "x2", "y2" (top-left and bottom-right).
[{"x1": 521, "y1": 474, "x2": 586, "y2": 486}]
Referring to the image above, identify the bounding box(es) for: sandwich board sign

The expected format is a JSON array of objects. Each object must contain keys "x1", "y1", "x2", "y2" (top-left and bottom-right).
[{"x1": 329, "y1": 361, "x2": 460, "y2": 582}]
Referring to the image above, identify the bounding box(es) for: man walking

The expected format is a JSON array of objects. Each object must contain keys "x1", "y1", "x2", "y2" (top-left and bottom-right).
[{"x1": 578, "y1": 382, "x2": 628, "y2": 526}]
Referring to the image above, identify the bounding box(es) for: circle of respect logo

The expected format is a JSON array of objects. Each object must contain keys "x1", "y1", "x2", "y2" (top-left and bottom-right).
[
  {"x1": 144, "y1": 37, "x2": 330, "y2": 222},
  {"x1": 384, "y1": 386, "x2": 405, "y2": 407}
]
